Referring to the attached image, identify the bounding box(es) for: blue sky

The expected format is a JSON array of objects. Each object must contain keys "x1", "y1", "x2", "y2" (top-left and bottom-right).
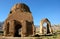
[{"x1": 0, "y1": 0, "x2": 60, "y2": 25}]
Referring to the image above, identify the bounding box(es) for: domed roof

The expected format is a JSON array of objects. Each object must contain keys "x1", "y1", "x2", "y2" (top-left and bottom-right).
[{"x1": 11, "y1": 3, "x2": 31, "y2": 12}]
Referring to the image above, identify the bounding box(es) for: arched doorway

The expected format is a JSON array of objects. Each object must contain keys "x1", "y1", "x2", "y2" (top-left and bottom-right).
[
  {"x1": 43, "y1": 22, "x2": 50, "y2": 34},
  {"x1": 40, "y1": 18, "x2": 52, "y2": 34},
  {"x1": 14, "y1": 20, "x2": 22, "y2": 37},
  {"x1": 6, "y1": 22, "x2": 10, "y2": 35},
  {"x1": 43, "y1": 22, "x2": 47, "y2": 34}
]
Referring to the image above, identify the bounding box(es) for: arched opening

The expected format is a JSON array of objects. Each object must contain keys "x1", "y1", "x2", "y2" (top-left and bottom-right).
[
  {"x1": 6, "y1": 22, "x2": 9, "y2": 34},
  {"x1": 43, "y1": 22, "x2": 47, "y2": 34},
  {"x1": 14, "y1": 20, "x2": 22, "y2": 37},
  {"x1": 40, "y1": 18, "x2": 52, "y2": 35},
  {"x1": 43, "y1": 22, "x2": 50, "y2": 34}
]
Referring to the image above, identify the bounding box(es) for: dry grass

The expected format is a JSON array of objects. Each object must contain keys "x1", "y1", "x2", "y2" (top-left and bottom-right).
[
  {"x1": 0, "y1": 31, "x2": 60, "y2": 39},
  {"x1": 0, "y1": 33, "x2": 60, "y2": 39}
]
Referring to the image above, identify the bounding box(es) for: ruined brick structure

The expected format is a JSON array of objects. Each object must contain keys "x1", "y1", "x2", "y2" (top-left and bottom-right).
[
  {"x1": 40, "y1": 18, "x2": 53, "y2": 34},
  {"x1": 3, "y1": 3, "x2": 35, "y2": 37}
]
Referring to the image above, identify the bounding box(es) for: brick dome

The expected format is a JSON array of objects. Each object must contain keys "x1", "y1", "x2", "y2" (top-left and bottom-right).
[{"x1": 11, "y1": 3, "x2": 31, "y2": 12}]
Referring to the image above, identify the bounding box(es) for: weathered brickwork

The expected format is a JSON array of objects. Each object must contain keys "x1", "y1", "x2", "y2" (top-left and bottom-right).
[
  {"x1": 40, "y1": 18, "x2": 53, "y2": 34},
  {"x1": 3, "y1": 3, "x2": 35, "y2": 37}
]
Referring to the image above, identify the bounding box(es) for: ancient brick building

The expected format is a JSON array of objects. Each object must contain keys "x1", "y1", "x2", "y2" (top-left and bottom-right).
[
  {"x1": 40, "y1": 18, "x2": 53, "y2": 34},
  {"x1": 3, "y1": 3, "x2": 35, "y2": 37}
]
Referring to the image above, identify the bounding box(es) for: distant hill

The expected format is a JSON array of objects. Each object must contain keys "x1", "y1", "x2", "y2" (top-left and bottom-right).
[{"x1": 0, "y1": 22, "x2": 4, "y2": 31}]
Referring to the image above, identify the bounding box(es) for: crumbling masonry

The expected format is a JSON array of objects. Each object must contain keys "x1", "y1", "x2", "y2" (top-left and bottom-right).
[
  {"x1": 3, "y1": 3, "x2": 35, "y2": 37},
  {"x1": 3, "y1": 3, "x2": 53, "y2": 37},
  {"x1": 40, "y1": 18, "x2": 53, "y2": 34}
]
